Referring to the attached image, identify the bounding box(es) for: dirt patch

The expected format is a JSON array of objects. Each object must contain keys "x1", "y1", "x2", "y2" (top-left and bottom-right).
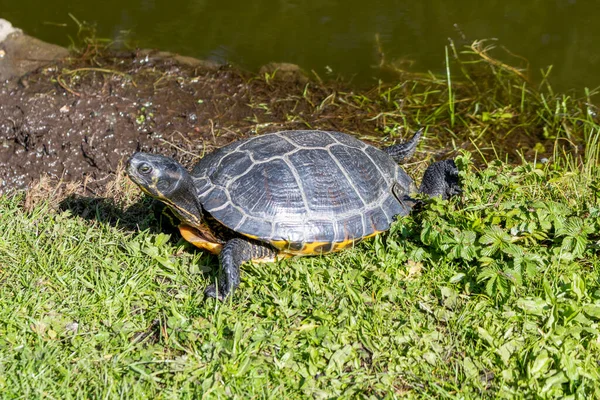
[{"x1": 0, "y1": 49, "x2": 404, "y2": 195}]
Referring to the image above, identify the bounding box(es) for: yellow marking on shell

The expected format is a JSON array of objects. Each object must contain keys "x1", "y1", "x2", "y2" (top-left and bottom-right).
[
  {"x1": 269, "y1": 239, "x2": 289, "y2": 251},
  {"x1": 301, "y1": 241, "x2": 334, "y2": 255},
  {"x1": 330, "y1": 239, "x2": 357, "y2": 252},
  {"x1": 363, "y1": 231, "x2": 381, "y2": 240},
  {"x1": 270, "y1": 230, "x2": 386, "y2": 255},
  {"x1": 179, "y1": 225, "x2": 223, "y2": 254}
]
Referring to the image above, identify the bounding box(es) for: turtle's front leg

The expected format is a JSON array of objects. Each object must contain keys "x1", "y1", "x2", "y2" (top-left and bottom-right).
[{"x1": 204, "y1": 238, "x2": 278, "y2": 301}]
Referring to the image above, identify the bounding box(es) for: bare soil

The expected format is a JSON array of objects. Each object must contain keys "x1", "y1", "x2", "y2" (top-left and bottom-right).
[{"x1": 0, "y1": 50, "x2": 397, "y2": 195}]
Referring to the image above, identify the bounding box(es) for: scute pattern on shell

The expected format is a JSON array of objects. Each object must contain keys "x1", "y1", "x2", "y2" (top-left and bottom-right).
[{"x1": 191, "y1": 130, "x2": 415, "y2": 250}]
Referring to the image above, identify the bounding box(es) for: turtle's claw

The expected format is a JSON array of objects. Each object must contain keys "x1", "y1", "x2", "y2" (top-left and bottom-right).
[
  {"x1": 204, "y1": 283, "x2": 226, "y2": 301},
  {"x1": 448, "y1": 184, "x2": 463, "y2": 197}
]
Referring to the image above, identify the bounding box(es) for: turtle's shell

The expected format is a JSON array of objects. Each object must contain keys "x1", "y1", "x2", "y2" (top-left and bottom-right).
[{"x1": 192, "y1": 130, "x2": 415, "y2": 254}]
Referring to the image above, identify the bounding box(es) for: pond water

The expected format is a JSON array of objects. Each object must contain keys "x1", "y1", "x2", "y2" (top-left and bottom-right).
[{"x1": 1, "y1": 0, "x2": 599, "y2": 92}]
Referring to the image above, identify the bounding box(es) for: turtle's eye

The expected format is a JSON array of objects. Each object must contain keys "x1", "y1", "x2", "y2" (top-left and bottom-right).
[{"x1": 138, "y1": 163, "x2": 152, "y2": 175}]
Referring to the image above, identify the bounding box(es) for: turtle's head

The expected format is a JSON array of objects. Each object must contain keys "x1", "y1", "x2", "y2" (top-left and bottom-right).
[
  {"x1": 127, "y1": 152, "x2": 203, "y2": 226},
  {"x1": 127, "y1": 152, "x2": 185, "y2": 199}
]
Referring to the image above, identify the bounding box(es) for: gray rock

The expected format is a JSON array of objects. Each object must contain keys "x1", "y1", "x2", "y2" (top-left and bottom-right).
[
  {"x1": 0, "y1": 19, "x2": 69, "y2": 81},
  {"x1": 0, "y1": 18, "x2": 21, "y2": 42}
]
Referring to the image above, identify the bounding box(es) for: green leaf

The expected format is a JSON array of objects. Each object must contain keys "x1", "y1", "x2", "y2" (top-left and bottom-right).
[
  {"x1": 480, "y1": 226, "x2": 513, "y2": 256},
  {"x1": 571, "y1": 273, "x2": 586, "y2": 301},
  {"x1": 496, "y1": 340, "x2": 520, "y2": 366},
  {"x1": 543, "y1": 278, "x2": 556, "y2": 303},
  {"x1": 583, "y1": 304, "x2": 600, "y2": 319},
  {"x1": 326, "y1": 345, "x2": 353, "y2": 374},
  {"x1": 440, "y1": 286, "x2": 458, "y2": 309},
  {"x1": 542, "y1": 371, "x2": 568, "y2": 394},
  {"x1": 463, "y1": 357, "x2": 479, "y2": 380},
  {"x1": 449, "y1": 273, "x2": 465, "y2": 283},
  {"x1": 477, "y1": 327, "x2": 496, "y2": 348},
  {"x1": 529, "y1": 350, "x2": 551, "y2": 378},
  {"x1": 560, "y1": 347, "x2": 580, "y2": 381}
]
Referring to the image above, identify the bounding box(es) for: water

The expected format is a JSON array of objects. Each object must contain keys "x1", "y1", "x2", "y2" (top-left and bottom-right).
[{"x1": 1, "y1": 0, "x2": 599, "y2": 92}]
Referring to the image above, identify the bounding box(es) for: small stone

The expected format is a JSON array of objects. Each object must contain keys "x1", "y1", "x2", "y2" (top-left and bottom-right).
[
  {"x1": 0, "y1": 19, "x2": 22, "y2": 42},
  {"x1": 65, "y1": 322, "x2": 79, "y2": 333}
]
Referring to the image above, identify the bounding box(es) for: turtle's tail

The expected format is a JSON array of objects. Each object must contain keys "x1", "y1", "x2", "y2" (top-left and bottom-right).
[{"x1": 383, "y1": 128, "x2": 423, "y2": 163}]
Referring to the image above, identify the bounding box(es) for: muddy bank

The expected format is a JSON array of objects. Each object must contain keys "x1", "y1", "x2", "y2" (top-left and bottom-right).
[
  {"x1": 0, "y1": 53, "x2": 242, "y2": 192},
  {"x1": 0, "y1": 55, "x2": 342, "y2": 193}
]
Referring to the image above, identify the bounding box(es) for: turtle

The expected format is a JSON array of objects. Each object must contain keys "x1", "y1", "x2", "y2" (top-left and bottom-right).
[{"x1": 127, "y1": 129, "x2": 460, "y2": 300}]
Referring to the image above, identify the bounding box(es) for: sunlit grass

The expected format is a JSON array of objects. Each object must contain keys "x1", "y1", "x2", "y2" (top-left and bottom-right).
[
  {"x1": 1, "y1": 41, "x2": 600, "y2": 398},
  {"x1": 1, "y1": 127, "x2": 599, "y2": 398}
]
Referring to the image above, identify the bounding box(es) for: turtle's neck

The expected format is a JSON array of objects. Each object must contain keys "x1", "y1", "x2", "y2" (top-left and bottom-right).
[{"x1": 165, "y1": 171, "x2": 204, "y2": 228}]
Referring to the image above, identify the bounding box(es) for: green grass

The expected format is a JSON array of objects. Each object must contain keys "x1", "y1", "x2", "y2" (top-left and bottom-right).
[
  {"x1": 2, "y1": 41, "x2": 600, "y2": 398},
  {"x1": 1, "y1": 140, "x2": 599, "y2": 398}
]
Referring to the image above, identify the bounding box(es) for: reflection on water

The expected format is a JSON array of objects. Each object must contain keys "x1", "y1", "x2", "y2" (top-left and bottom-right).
[{"x1": 1, "y1": 0, "x2": 598, "y2": 91}]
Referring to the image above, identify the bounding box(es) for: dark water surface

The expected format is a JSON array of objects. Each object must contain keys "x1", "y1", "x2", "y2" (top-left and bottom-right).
[{"x1": 1, "y1": 0, "x2": 599, "y2": 92}]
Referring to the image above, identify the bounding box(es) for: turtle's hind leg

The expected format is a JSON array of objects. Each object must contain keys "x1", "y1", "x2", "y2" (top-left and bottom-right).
[
  {"x1": 204, "y1": 238, "x2": 278, "y2": 301},
  {"x1": 419, "y1": 159, "x2": 461, "y2": 199}
]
